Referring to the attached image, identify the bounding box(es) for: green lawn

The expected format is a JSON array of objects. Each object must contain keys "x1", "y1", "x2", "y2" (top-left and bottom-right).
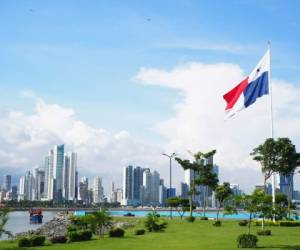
[{"x1": 1, "y1": 219, "x2": 300, "y2": 250}]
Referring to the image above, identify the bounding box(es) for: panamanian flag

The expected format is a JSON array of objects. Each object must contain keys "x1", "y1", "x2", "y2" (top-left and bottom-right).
[{"x1": 223, "y1": 49, "x2": 270, "y2": 117}]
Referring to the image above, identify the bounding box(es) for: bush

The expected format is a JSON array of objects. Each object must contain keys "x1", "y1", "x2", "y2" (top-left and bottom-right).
[
  {"x1": 237, "y1": 234, "x2": 258, "y2": 248},
  {"x1": 200, "y1": 216, "x2": 208, "y2": 220},
  {"x1": 257, "y1": 230, "x2": 271, "y2": 236},
  {"x1": 68, "y1": 230, "x2": 92, "y2": 242},
  {"x1": 18, "y1": 237, "x2": 31, "y2": 248},
  {"x1": 134, "y1": 229, "x2": 146, "y2": 235},
  {"x1": 279, "y1": 221, "x2": 300, "y2": 227},
  {"x1": 30, "y1": 236, "x2": 45, "y2": 246},
  {"x1": 213, "y1": 220, "x2": 222, "y2": 227},
  {"x1": 109, "y1": 228, "x2": 125, "y2": 237},
  {"x1": 239, "y1": 220, "x2": 248, "y2": 226},
  {"x1": 18, "y1": 236, "x2": 45, "y2": 247},
  {"x1": 185, "y1": 216, "x2": 196, "y2": 223},
  {"x1": 50, "y1": 236, "x2": 68, "y2": 244},
  {"x1": 67, "y1": 225, "x2": 77, "y2": 232},
  {"x1": 255, "y1": 221, "x2": 278, "y2": 227},
  {"x1": 145, "y1": 212, "x2": 168, "y2": 232}
]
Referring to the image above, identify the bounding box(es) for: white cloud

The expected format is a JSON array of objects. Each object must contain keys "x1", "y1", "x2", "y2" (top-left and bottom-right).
[
  {"x1": 0, "y1": 96, "x2": 165, "y2": 191},
  {"x1": 136, "y1": 61, "x2": 300, "y2": 191}
]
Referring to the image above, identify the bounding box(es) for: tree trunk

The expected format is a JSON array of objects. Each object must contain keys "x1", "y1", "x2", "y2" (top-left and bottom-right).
[
  {"x1": 248, "y1": 213, "x2": 252, "y2": 235},
  {"x1": 216, "y1": 203, "x2": 220, "y2": 221},
  {"x1": 189, "y1": 195, "x2": 193, "y2": 217}
]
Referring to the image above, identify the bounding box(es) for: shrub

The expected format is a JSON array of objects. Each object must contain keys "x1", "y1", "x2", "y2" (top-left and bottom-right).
[
  {"x1": 257, "y1": 230, "x2": 271, "y2": 236},
  {"x1": 109, "y1": 228, "x2": 125, "y2": 237},
  {"x1": 50, "y1": 236, "x2": 68, "y2": 244},
  {"x1": 255, "y1": 221, "x2": 278, "y2": 227},
  {"x1": 200, "y1": 216, "x2": 208, "y2": 220},
  {"x1": 134, "y1": 229, "x2": 146, "y2": 235},
  {"x1": 30, "y1": 236, "x2": 45, "y2": 246},
  {"x1": 185, "y1": 216, "x2": 196, "y2": 223},
  {"x1": 18, "y1": 237, "x2": 31, "y2": 248},
  {"x1": 239, "y1": 220, "x2": 248, "y2": 226},
  {"x1": 68, "y1": 230, "x2": 92, "y2": 242},
  {"x1": 213, "y1": 220, "x2": 222, "y2": 227},
  {"x1": 237, "y1": 234, "x2": 258, "y2": 248},
  {"x1": 279, "y1": 221, "x2": 300, "y2": 227},
  {"x1": 145, "y1": 212, "x2": 168, "y2": 232},
  {"x1": 67, "y1": 225, "x2": 77, "y2": 232}
]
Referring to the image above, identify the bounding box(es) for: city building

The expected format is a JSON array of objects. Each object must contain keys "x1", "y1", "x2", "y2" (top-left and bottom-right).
[
  {"x1": 93, "y1": 176, "x2": 104, "y2": 203},
  {"x1": 53, "y1": 144, "x2": 64, "y2": 202},
  {"x1": 79, "y1": 176, "x2": 89, "y2": 204},
  {"x1": 3, "y1": 175, "x2": 12, "y2": 192},
  {"x1": 122, "y1": 165, "x2": 134, "y2": 205},
  {"x1": 178, "y1": 182, "x2": 189, "y2": 199},
  {"x1": 18, "y1": 171, "x2": 35, "y2": 201},
  {"x1": 279, "y1": 174, "x2": 294, "y2": 200},
  {"x1": 34, "y1": 168, "x2": 45, "y2": 200}
]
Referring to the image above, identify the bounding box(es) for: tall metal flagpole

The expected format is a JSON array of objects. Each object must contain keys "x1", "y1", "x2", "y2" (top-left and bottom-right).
[{"x1": 268, "y1": 41, "x2": 276, "y2": 221}]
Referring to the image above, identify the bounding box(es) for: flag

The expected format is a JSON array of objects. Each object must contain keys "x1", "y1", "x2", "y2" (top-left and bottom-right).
[{"x1": 223, "y1": 49, "x2": 270, "y2": 117}]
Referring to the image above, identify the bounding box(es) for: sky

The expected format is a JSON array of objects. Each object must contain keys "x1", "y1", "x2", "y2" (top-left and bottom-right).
[{"x1": 1, "y1": 0, "x2": 300, "y2": 194}]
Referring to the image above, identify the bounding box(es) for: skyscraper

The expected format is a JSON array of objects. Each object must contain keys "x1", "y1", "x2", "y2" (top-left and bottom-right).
[
  {"x1": 63, "y1": 154, "x2": 70, "y2": 201},
  {"x1": 151, "y1": 170, "x2": 160, "y2": 204},
  {"x1": 122, "y1": 165, "x2": 134, "y2": 205},
  {"x1": 178, "y1": 182, "x2": 189, "y2": 199},
  {"x1": 3, "y1": 175, "x2": 12, "y2": 192},
  {"x1": 93, "y1": 176, "x2": 104, "y2": 203},
  {"x1": 34, "y1": 168, "x2": 45, "y2": 200},
  {"x1": 280, "y1": 174, "x2": 294, "y2": 200},
  {"x1": 53, "y1": 144, "x2": 64, "y2": 202},
  {"x1": 79, "y1": 176, "x2": 89, "y2": 204},
  {"x1": 69, "y1": 152, "x2": 77, "y2": 201},
  {"x1": 19, "y1": 171, "x2": 35, "y2": 201},
  {"x1": 133, "y1": 166, "x2": 143, "y2": 201}
]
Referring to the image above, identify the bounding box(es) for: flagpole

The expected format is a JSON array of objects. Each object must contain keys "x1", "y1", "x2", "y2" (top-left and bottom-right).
[{"x1": 268, "y1": 41, "x2": 276, "y2": 222}]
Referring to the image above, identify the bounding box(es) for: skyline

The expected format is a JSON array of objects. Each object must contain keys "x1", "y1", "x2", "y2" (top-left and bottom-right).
[{"x1": 1, "y1": 1, "x2": 300, "y2": 193}]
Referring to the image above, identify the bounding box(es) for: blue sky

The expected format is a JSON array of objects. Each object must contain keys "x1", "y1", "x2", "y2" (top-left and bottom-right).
[{"x1": 1, "y1": 1, "x2": 300, "y2": 191}]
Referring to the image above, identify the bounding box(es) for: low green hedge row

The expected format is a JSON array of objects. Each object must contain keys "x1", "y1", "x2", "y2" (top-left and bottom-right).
[
  {"x1": 18, "y1": 236, "x2": 45, "y2": 247},
  {"x1": 109, "y1": 228, "x2": 125, "y2": 237},
  {"x1": 68, "y1": 230, "x2": 93, "y2": 242},
  {"x1": 237, "y1": 234, "x2": 258, "y2": 248}
]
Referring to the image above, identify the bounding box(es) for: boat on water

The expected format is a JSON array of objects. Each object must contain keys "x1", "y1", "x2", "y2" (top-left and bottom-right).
[{"x1": 29, "y1": 208, "x2": 43, "y2": 224}]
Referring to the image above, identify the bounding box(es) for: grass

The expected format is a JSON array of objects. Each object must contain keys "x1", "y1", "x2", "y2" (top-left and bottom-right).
[{"x1": 1, "y1": 218, "x2": 300, "y2": 250}]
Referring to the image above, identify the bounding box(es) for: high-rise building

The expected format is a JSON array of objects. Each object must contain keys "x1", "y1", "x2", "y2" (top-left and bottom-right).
[
  {"x1": 142, "y1": 168, "x2": 152, "y2": 204},
  {"x1": 18, "y1": 171, "x2": 35, "y2": 201},
  {"x1": 79, "y1": 176, "x2": 89, "y2": 204},
  {"x1": 133, "y1": 166, "x2": 143, "y2": 201},
  {"x1": 11, "y1": 185, "x2": 18, "y2": 200},
  {"x1": 69, "y1": 152, "x2": 77, "y2": 201},
  {"x1": 159, "y1": 182, "x2": 167, "y2": 207},
  {"x1": 122, "y1": 165, "x2": 134, "y2": 205},
  {"x1": 178, "y1": 182, "x2": 189, "y2": 199},
  {"x1": 75, "y1": 170, "x2": 79, "y2": 200},
  {"x1": 151, "y1": 170, "x2": 160, "y2": 204},
  {"x1": 34, "y1": 168, "x2": 45, "y2": 200},
  {"x1": 93, "y1": 176, "x2": 104, "y2": 203},
  {"x1": 53, "y1": 145, "x2": 64, "y2": 202},
  {"x1": 63, "y1": 154, "x2": 70, "y2": 201},
  {"x1": 3, "y1": 175, "x2": 12, "y2": 192},
  {"x1": 280, "y1": 174, "x2": 294, "y2": 200}
]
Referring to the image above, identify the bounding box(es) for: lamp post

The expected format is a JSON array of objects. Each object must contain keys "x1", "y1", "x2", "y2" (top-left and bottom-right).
[{"x1": 162, "y1": 152, "x2": 176, "y2": 219}]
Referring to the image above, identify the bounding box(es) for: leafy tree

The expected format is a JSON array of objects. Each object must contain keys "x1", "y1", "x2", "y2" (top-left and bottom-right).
[
  {"x1": 251, "y1": 138, "x2": 277, "y2": 192},
  {"x1": 252, "y1": 137, "x2": 300, "y2": 220},
  {"x1": 0, "y1": 209, "x2": 12, "y2": 238},
  {"x1": 167, "y1": 197, "x2": 189, "y2": 220},
  {"x1": 215, "y1": 182, "x2": 233, "y2": 222},
  {"x1": 92, "y1": 210, "x2": 113, "y2": 236},
  {"x1": 176, "y1": 150, "x2": 219, "y2": 217}
]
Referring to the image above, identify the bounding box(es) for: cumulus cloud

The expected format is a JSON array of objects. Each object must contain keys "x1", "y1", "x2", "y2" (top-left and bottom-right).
[
  {"x1": 136, "y1": 61, "x2": 300, "y2": 191},
  {"x1": 0, "y1": 95, "x2": 166, "y2": 191}
]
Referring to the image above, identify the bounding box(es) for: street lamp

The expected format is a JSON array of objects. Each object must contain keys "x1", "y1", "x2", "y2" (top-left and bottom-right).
[{"x1": 162, "y1": 152, "x2": 176, "y2": 219}]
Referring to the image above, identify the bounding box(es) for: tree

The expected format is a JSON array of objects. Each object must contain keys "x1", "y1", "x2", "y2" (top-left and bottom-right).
[
  {"x1": 251, "y1": 137, "x2": 300, "y2": 220},
  {"x1": 0, "y1": 209, "x2": 12, "y2": 238},
  {"x1": 176, "y1": 150, "x2": 219, "y2": 217},
  {"x1": 251, "y1": 138, "x2": 277, "y2": 192},
  {"x1": 92, "y1": 210, "x2": 113, "y2": 236},
  {"x1": 215, "y1": 182, "x2": 233, "y2": 222},
  {"x1": 144, "y1": 212, "x2": 167, "y2": 232},
  {"x1": 167, "y1": 197, "x2": 189, "y2": 220}
]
